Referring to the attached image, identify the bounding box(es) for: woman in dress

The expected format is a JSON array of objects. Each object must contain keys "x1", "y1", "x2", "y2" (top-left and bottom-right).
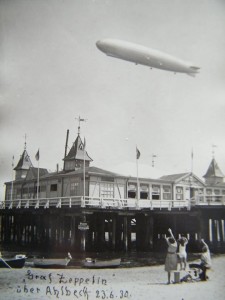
[{"x1": 164, "y1": 228, "x2": 178, "y2": 284}]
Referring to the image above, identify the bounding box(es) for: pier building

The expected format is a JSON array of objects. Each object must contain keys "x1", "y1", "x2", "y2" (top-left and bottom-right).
[{"x1": 0, "y1": 127, "x2": 225, "y2": 253}]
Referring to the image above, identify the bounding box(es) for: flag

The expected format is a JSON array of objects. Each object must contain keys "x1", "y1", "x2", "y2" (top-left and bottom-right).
[
  {"x1": 83, "y1": 137, "x2": 86, "y2": 150},
  {"x1": 136, "y1": 147, "x2": 140, "y2": 159},
  {"x1": 191, "y1": 148, "x2": 193, "y2": 159},
  {"x1": 35, "y1": 149, "x2": 40, "y2": 161}
]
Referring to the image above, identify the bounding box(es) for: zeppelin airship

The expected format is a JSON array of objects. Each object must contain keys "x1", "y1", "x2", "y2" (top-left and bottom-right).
[{"x1": 96, "y1": 39, "x2": 200, "y2": 77}]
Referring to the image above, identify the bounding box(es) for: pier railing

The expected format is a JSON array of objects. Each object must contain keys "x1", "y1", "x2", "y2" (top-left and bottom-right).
[
  {"x1": 0, "y1": 195, "x2": 224, "y2": 210},
  {"x1": 0, "y1": 196, "x2": 190, "y2": 210}
]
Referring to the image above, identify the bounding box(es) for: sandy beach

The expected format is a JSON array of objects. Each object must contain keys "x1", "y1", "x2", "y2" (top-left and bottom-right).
[{"x1": 0, "y1": 255, "x2": 224, "y2": 300}]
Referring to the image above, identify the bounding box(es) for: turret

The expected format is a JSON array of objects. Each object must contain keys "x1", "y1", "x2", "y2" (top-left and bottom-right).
[
  {"x1": 203, "y1": 158, "x2": 224, "y2": 185},
  {"x1": 14, "y1": 149, "x2": 33, "y2": 180},
  {"x1": 63, "y1": 127, "x2": 92, "y2": 172}
]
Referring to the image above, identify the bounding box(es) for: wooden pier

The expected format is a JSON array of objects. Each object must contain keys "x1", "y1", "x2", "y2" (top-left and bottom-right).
[{"x1": 0, "y1": 196, "x2": 225, "y2": 253}]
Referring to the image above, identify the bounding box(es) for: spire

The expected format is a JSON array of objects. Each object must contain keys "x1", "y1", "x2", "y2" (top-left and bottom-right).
[
  {"x1": 14, "y1": 149, "x2": 33, "y2": 171},
  {"x1": 63, "y1": 122, "x2": 92, "y2": 172},
  {"x1": 203, "y1": 157, "x2": 224, "y2": 185},
  {"x1": 203, "y1": 158, "x2": 224, "y2": 178},
  {"x1": 14, "y1": 147, "x2": 33, "y2": 180},
  {"x1": 64, "y1": 135, "x2": 92, "y2": 162}
]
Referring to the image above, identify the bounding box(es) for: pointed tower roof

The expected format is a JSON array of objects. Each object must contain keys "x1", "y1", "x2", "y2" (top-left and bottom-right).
[
  {"x1": 64, "y1": 135, "x2": 92, "y2": 162},
  {"x1": 14, "y1": 149, "x2": 33, "y2": 171},
  {"x1": 203, "y1": 158, "x2": 224, "y2": 178}
]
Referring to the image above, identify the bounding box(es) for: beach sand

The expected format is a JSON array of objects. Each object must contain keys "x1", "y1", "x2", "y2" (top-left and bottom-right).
[{"x1": 0, "y1": 255, "x2": 224, "y2": 300}]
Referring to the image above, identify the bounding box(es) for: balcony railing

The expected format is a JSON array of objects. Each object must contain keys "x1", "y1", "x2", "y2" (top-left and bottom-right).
[
  {"x1": 0, "y1": 196, "x2": 190, "y2": 210},
  {"x1": 0, "y1": 195, "x2": 224, "y2": 211}
]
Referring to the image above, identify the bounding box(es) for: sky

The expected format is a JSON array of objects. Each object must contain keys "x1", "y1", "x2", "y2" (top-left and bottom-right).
[{"x1": 1, "y1": 0, "x2": 225, "y2": 199}]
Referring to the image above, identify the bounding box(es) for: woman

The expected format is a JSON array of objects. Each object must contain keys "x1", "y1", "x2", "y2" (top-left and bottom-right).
[
  {"x1": 164, "y1": 228, "x2": 178, "y2": 284},
  {"x1": 177, "y1": 236, "x2": 188, "y2": 270},
  {"x1": 189, "y1": 239, "x2": 211, "y2": 281}
]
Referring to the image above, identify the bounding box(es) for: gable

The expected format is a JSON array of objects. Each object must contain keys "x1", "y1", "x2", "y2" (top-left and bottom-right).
[{"x1": 175, "y1": 173, "x2": 205, "y2": 188}]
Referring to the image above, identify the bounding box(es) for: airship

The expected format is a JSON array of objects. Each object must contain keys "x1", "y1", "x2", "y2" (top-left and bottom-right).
[{"x1": 96, "y1": 39, "x2": 200, "y2": 77}]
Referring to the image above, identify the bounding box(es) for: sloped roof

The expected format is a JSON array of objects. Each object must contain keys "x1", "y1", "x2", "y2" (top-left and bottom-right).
[
  {"x1": 62, "y1": 166, "x2": 123, "y2": 178},
  {"x1": 14, "y1": 149, "x2": 33, "y2": 170},
  {"x1": 203, "y1": 158, "x2": 224, "y2": 178},
  {"x1": 160, "y1": 173, "x2": 190, "y2": 182},
  {"x1": 26, "y1": 167, "x2": 49, "y2": 180},
  {"x1": 64, "y1": 135, "x2": 92, "y2": 162}
]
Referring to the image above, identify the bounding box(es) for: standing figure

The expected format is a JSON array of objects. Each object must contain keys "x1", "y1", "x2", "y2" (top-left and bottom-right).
[
  {"x1": 189, "y1": 239, "x2": 211, "y2": 281},
  {"x1": 177, "y1": 236, "x2": 188, "y2": 270},
  {"x1": 164, "y1": 228, "x2": 178, "y2": 284}
]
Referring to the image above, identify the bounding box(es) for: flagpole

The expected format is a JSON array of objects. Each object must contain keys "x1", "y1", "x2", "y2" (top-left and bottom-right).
[
  {"x1": 191, "y1": 148, "x2": 194, "y2": 174},
  {"x1": 37, "y1": 159, "x2": 39, "y2": 199},
  {"x1": 136, "y1": 146, "x2": 140, "y2": 208},
  {"x1": 83, "y1": 137, "x2": 86, "y2": 201},
  {"x1": 10, "y1": 156, "x2": 14, "y2": 201},
  {"x1": 35, "y1": 149, "x2": 40, "y2": 199}
]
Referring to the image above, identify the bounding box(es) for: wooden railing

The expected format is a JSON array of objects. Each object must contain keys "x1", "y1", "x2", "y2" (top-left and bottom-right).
[
  {"x1": 0, "y1": 195, "x2": 224, "y2": 210},
  {"x1": 0, "y1": 196, "x2": 190, "y2": 210}
]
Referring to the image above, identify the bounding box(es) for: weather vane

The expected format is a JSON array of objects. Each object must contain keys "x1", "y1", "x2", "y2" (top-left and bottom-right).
[
  {"x1": 152, "y1": 154, "x2": 157, "y2": 167},
  {"x1": 75, "y1": 116, "x2": 87, "y2": 135},
  {"x1": 212, "y1": 144, "x2": 217, "y2": 158},
  {"x1": 24, "y1": 133, "x2": 27, "y2": 150}
]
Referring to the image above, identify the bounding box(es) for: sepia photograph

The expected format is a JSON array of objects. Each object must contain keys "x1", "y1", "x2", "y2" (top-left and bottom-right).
[{"x1": 0, "y1": 1, "x2": 225, "y2": 299}]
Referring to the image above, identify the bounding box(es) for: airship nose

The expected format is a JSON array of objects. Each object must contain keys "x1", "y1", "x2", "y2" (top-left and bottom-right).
[
  {"x1": 96, "y1": 41, "x2": 100, "y2": 49},
  {"x1": 96, "y1": 40, "x2": 102, "y2": 50}
]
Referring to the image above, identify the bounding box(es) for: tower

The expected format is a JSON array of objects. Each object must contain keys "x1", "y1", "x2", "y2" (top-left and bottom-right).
[
  {"x1": 63, "y1": 128, "x2": 92, "y2": 172},
  {"x1": 203, "y1": 158, "x2": 224, "y2": 185},
  {"x1": 14, "y1": 146, "x2": 33, "y2": 180}
]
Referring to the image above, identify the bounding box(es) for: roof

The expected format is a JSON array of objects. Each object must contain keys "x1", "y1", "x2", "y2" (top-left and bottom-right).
[
  {"x1": 64, "y1": 166, "x2": 123, "y2": 178},
  {"x1": 26, "y1": 167, "x2": 49, "y2": 180},
  {"x1": 14, "y1": 149, "x2": 33, "y2": 170},
  {"x1": 160, "y1": 173, "x2": 190, "y2": 182},
  {"x1": 64, "y1": 135, "x2": 92, "y2": 162},
  {"x1": 203, "y1": 158, "x2": 224, "y2": 178}
]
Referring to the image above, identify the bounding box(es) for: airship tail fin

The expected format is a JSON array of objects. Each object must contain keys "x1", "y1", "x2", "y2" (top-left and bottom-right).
[
  {"x1": 190, "y1": 66, "x2": 200, "y2": 71},
  {"x1": 187, "y1": 66, "x2": 200, "y2": 77},
  {"x1": 187, "y1": 72, "x2": 196, "y2": 77}
]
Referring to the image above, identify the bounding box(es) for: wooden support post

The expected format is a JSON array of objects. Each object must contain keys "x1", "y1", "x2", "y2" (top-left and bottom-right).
[
  {"x1": 146, "y1": 215, "x2": 154, "y2": 250},
  {"x1": 112, "y1": 215, "x2": 116, "y2": 250},
  {"x1": 218, "y1": 219, "x2": 223, "y2": 243},
  {"x1": 71, "y1": 216, "x2": 76, "y2": 247},
  {"x1": 123, "y1": 216, "x2": 128, "y2": 251}
]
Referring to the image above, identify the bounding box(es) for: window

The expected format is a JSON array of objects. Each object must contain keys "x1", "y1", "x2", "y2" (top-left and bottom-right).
[
  {"x1": 176, "y1": 186, "x2": 183, "y2": 200},
  {"x1": 128, "y1": 184, "x2": 136, "y2": 199},
  {"x1": 163, "y1": 185, "x2": 171, "y2": 200},
  {"x1": 206, "y1": 189, "x2": 212, "y2": 195},
  {"x1": 50, "y1": 184, "x2": 57, "y2": 192},
  {"x1": 100, "y1": 183, "x2": 114, "y2": 198},
  {"x1": 140, "y1": 185, "x2": 148, "y2": 199},
  {"x1": 70, "y1": 182, "x2": 79, "y2": 196},
  {"x1": 214, "y1": 189, "x2": 220, "y2": 195},
  {"x1": 152, "y1": 185, "x2": 160, "y2": 200}
]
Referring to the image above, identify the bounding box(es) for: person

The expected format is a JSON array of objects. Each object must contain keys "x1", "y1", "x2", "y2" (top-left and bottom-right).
[
  {"x1": 189, "y1": 239, "x2": 211, "y2": 281},
  {"x1": 177, "y1": 236, "x2": 188, "y2": 270},
  {"x1": 164, "y1": 228, "x2": 178, "y2": 284}
]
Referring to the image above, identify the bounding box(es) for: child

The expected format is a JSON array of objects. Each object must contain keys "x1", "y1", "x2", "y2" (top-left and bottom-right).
[
  {"x1": 164, "y1": 228, "x2": 178, "y2": 284},
  {"x1": 177, "y1": 236, "x2": 188, "y2": 270},
  {"x1": 189, "y1": 239, "x2": 211, "y2": 281}
]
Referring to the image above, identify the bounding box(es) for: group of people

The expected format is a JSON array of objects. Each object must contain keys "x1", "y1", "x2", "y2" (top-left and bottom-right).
[{"x1": 164, "y1": 228, "x2": 211, "y2": 284}]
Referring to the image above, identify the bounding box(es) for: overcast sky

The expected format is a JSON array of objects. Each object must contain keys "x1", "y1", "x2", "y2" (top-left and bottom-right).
[{"x1": 1, "y1": 0, "x2": 225, "y2": 198}]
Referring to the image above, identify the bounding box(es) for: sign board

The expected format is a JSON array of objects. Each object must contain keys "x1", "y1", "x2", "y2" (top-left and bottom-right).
[{"x1": 78, "y1": 222, "x2": 89, "y2": 230}]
